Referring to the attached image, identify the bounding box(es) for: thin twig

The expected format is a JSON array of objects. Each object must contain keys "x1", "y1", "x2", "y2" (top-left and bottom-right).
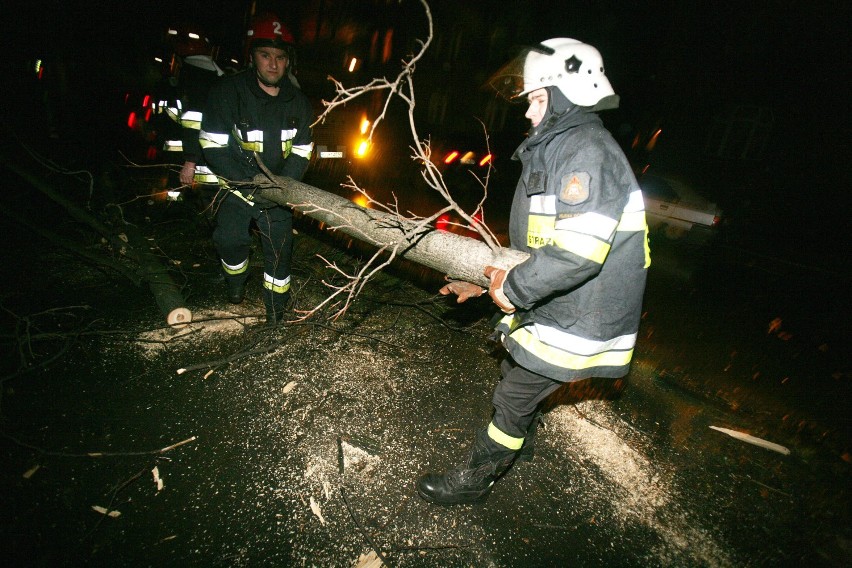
[{"x1": 340, "y1": 487, "x2": 392, "y2": 567}]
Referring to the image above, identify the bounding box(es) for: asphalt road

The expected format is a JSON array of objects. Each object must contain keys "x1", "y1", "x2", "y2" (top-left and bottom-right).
[{"x1": 1, "y1": 196, "x2": 849, "y2": 566}]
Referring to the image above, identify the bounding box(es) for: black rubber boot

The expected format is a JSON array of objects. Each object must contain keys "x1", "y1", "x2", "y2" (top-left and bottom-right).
[
  {"x1": 226, "y1": 275, "x2": 247, "y2": 304},
  {"x1": 516, "y1": 412, "x2": 543, "y2": 463},
  {"x1": 264, "y1": 290, "x2": 291, "y2": 325},
  {"x1": 417, "y1": 429, "x2": 517, "y2": 505}
]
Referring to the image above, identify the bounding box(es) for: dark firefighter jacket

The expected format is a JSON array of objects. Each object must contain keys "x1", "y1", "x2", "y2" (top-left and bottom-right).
[
  {"x1": 199, "y1": 69, "x2": 313, "y2": 203},
  {"x1": 163, "y1": 55, "x2": 224, "y2": 184},
  {"x1": 495, "y1": 107, "x2": 650, "y2": 382}
]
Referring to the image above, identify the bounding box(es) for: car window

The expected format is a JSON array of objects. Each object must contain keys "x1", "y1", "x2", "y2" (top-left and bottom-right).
[{"x1": 639, "y1": 175, "x2": 678, "y2": 201}]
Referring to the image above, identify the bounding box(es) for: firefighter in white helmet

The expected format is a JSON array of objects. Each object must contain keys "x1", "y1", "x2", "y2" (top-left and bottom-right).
[
  {"x1": 200, "y1": 13, "x2": 314, "y2": 324},
  {"x1": 417, "y1": 38, "x2": 650, "y2": 504}
]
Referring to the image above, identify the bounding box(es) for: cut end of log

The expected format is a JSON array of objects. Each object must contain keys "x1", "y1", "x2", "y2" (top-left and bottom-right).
[{"x1": 167, "y1": 307, "x2": 192, "y2": 327}]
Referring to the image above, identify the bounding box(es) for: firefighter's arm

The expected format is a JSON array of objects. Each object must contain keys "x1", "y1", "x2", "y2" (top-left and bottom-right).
[
  {"x1": 199, "y1": 84, "x2": 254, "y2": 183},
  {"x1": 278, "y1": 93, "x2": 315, "y2": 181}
]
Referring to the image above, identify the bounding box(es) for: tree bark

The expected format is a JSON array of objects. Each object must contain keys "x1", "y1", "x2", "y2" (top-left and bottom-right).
[{"x1": 254, "y1": 174, "x2": 528, "y2": 288}]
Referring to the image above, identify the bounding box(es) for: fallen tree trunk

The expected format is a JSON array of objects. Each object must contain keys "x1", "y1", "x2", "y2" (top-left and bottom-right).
[
  {"x1": 6, "y1": 159, "x2": 191, "y2": 326},
  {"x1": 255, "y1": 174, "x2": 528, "y2": 288}
]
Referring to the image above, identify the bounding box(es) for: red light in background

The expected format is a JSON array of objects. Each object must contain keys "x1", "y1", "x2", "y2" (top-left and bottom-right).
[
  {"x1": 443, "y1": 151, "x2": 459, "y2": 164},
  {"x1": 127, "y1": 112, "x2": 137, "y2": 129},
  {"x1": 146, "y1": 146, "x2": 158, "y2": 160},
  {"x1": 435, "y1": 213, "x2": 450, "y2": 232},
  {"x1": 144, "y1": 108, "x2": 153, "y2": 122},
  {"x1": 479, "y1": 154, "x2": 492, "y2": 167},
  {"x1": 142, "y1": 94, "x2": 151, "y2": 108}
]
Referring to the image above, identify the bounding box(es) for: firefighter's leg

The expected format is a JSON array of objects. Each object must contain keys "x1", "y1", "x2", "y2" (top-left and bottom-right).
[
  {"x1": 256, "y1": 206, "x2": 294, "y2": 324},
  {"x1": 212, "y1": 194, "x2": 253, "y2": 304},
  {"x1": 416, "y1": 359, "x2": 561, "y2": 505},
  {"x1": 492, "y1": 358, "x2": 562, "y2": 463}
]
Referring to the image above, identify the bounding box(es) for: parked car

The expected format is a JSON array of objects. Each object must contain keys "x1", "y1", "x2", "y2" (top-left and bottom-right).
[{"x1": 639, "y1": 173, "x2": 723, "y2": 243}]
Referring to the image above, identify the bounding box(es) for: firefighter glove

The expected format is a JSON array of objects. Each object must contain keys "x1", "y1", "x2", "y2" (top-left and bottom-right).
[
  {"x1": 484, "y1": 266, "x2": 515, "y2": 314},
  {"x1": 439, "y1": 279, "x2": 485, "y2": 303}
]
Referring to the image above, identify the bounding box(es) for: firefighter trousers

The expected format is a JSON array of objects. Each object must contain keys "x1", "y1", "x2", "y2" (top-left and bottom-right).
[
  {"x1": 213, "y1": 193, "x2": 294, "y2": 308},
  {"x1": 490, "y1": 356, "x2": 564, "y2": 441}
]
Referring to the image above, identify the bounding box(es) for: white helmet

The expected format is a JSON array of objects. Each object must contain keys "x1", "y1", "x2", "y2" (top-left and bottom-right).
[{"x1": 520, "y1": 38, "x2": 615, "y2": 107}]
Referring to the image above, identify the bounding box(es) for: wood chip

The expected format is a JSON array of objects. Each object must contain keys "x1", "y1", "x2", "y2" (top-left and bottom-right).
[
  {"x1": 710, "y1": 426, "x2": 790, "y2": 455},
  {"x1": 91, "y1": 505, "x2": 121, "y2": 517},
  {"x1": 22, "y1": 464, "x2": 40, "y2": 479},
  {"x1": 310, "y1": 496, "x2": 326, "y2": 525}
]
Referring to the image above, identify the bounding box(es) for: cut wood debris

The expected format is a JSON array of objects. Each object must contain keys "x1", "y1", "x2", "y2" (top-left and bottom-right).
[
  {"x1": 91, "y1": 505, "x2": 121, "y2": 518},
  {"x1": 710, "y1": 426, "x2": 791, "y2": 455},
  {"x1": 310, "y1": 496, "x2": 326, "y2": 525}
]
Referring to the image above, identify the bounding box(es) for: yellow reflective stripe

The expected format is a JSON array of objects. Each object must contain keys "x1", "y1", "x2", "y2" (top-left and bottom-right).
[
  {"x1": 511, "y1": 326, "x2": 634, "y2": 370},
  {"x1": 280, "y1": 139, "x2": 292, "y2": 158},
  {"x1": 163, "y1": 140, "x2": 183, "y2": 152},
  {"x1": 240, "y1": 140, "x2": 263, "y2": 152},
  {"x1": 235, "y1": 127, "x2": 263, "y2": 152},
  {"x1": 488, "y1": 422, "x2": 524, "y2": 450},
  {"x1": 291, "y1": 143, "x2": 313, "y2": 159},
  {"x1": 643, "y1": 225, "x2": 651, "y2": 268},
  {"x1": 199, "y1": 130, "x2": 229, "y2": 149},
  {"x1": 551, "y1": 231, "x2": 610, "y2": 264},
  {"x1": 281, "y1": 128, "x2": 297, "y2": 141},
  {"x1": 181, "y1": 119, "x2": 202, "y2": 130},
  {"x1": 527, "y1": 214, "x2": 555, "y2": 249},
  {"x1": 221, "y1": 258, "x2": 248, "y2": 275},
  {"x1": 226, "y1": 189, "x2": 255, "y2": 206},
  {"x1": 617, "y1": 210, "x2": 647, "y2": 232},
  {"x1": 166, "y1": 107, "x2": 181, "y2": 124},
  {"x1": 263, "y1": 273, "x2": 291, "y2": 293},
  {"x1": 193, "y1": 166, "x2": 219, "y2": 184}
]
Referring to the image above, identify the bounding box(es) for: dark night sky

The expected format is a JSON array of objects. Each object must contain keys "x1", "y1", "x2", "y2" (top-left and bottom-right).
[{"x1": 2, "y1": 1, "x2": 848, "y2": 207}]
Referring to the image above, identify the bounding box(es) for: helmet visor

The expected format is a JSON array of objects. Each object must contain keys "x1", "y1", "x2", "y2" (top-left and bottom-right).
[{"x1": 486, "y1": 44, "x2": 555, "y2": 103}]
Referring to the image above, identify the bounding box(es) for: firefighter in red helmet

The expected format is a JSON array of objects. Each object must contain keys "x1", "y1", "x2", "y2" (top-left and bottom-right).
[
  {"x1": 200, "y1": 14, "x2": 314, "y2": 324},
  {"x1": 160, "y1": 24, "x2": 225, "y2": 191}
]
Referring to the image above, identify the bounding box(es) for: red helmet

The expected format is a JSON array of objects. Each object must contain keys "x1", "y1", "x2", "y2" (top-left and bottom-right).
[
  {"x1": 168, "y1": 25, "x2": 214, "y2": 58},
  {"x1": 246, "y1": 13, "x2": 295, "y2": 52}
]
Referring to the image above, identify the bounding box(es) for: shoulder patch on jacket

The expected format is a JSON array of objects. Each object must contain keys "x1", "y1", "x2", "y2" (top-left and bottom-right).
[{"x1": 559, "y1": 172, "x2": 591, "y2": 205}]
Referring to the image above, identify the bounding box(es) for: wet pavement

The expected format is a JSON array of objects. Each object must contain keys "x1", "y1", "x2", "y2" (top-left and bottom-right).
[{"x1": 1, "y1": 159, "x2": 850, "y2": 567}]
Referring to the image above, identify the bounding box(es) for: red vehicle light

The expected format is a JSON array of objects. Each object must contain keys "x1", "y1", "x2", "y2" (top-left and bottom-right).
[
  {"x1": 443, "y1": 151, "x2": 459, "y2": 164},
  {"x1": 127, "y1": 112, "x2": 137, "y2": 129},
  {"x1": 479, "y1": 154, "x2": 492, "y2": 167},
  {"x1": 142, "y1": 94, "x2": 151, "y2": 108}
]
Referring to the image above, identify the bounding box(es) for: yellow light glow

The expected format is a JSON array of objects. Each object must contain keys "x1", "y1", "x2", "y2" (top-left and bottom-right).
[
  {"x1": 348, "y1": 57, "x2": 358, "y2": 72},
  {"x1": 359, "y1": 116, "x2": 370, "y2": 135},
  {"x1": 188, "y1": 32, "x2": 200, "y2": 40},
  {"x1": 352, "y1": 193, "x2": 369, "y2": 208},
  {"x1": 355, "y1": 140, "x2": 370, "y2": 158}
]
